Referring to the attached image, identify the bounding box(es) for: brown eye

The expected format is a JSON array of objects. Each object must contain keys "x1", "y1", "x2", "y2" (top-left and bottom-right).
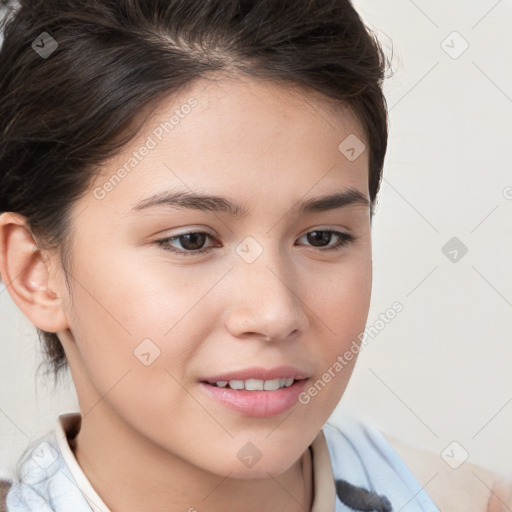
[
  {"x1": 306, "y1": 230, "x2": 332, "y2": 247},
  {"x1": 297, "y1": 230, "x2": 355, "y2": 251},
  {"x1": 156, "y1": 231, "x2": 217, "y2": 255},
  {"x1": 175, "y1": 232, "x2": 208, "y2": 251}
]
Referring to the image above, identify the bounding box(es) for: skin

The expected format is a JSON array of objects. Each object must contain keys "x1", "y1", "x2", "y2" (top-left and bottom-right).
[{"x1": 0, "y1": 73, "x2": 373, "y2": 512}]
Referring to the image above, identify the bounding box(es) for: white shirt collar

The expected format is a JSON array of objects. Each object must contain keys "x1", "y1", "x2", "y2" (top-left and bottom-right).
[{"x1": 55, "y1": 412, "x2": 111, "y2": 512}]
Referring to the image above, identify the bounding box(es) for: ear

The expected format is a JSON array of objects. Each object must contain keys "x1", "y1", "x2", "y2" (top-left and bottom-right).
[{"x1": 0, "y1": 212, "x2": 69, "y2": 333}]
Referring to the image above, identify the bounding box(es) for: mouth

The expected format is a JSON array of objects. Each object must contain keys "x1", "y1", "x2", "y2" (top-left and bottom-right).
[
  {"x1": 199, "y1": 378, "x2": 309, "y2": 417},
  {"x1": 198, "y1": 366, "x2": 310, "y2": 417}
]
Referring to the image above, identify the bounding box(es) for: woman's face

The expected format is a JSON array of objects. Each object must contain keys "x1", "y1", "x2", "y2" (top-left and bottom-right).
[{"x1": 55, "y1": 75, "x2": 373, "y2": 477}]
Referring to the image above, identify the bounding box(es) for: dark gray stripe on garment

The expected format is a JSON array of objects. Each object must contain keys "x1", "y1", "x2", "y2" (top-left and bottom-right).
[{"x1": 335, "y1": 479, "x2": 393, "y2": 512}]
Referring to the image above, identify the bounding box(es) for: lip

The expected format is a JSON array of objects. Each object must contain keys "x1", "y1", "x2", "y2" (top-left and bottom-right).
[
  {"x1": 200, "y1": 378, "x2": 309, "y2": 418},
  {"x1": 201, "y1": 365, "x2": 310, "y2": 383}
]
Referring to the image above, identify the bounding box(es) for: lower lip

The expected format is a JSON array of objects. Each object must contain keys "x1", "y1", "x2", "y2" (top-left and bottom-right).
[{"x1": 199, "y1": 379, "x2": 308, "y2": 418}]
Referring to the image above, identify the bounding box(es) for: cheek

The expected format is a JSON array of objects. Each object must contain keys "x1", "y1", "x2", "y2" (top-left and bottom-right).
[
  {"x1": 304, "y1": 258, "x2": 371, "y2": 402},
  {"x1": 64, "y1": 256, "x2": 210, "y2": 409},
  {"x1": 309, "y1": 252, "x2": 372, "y2": 344},
  {"x1": 74, "y1": 244, "x2": 217, "y2": 340},
  {"x1": 66, "y1": 270, "x2": 203, "y2": 443}
]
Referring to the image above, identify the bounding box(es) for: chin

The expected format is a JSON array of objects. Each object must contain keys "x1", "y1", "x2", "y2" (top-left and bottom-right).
[
  {"x1": 205, "y1": 443, "x2": 304, "y2": 480},
  {"x1": 223, "y1": 461, "x2": 297, "y2": 480}
]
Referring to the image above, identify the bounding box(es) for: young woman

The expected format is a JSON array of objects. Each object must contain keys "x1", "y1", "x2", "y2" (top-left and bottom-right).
[{"x1": 0, "y1": 1, "x2": 510, "y2": 511}]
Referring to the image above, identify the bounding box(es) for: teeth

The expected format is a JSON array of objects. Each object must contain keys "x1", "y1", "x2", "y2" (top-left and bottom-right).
[
  {"x1": 264, "y1": 378, "x2": 282, "y2": 391},
  {"x1": 213, "y1": 378, "x2": 296, "y2": 390},
  {"x1": 229, "y1": 380, "x2": 244, "y2": 390},
  {"x1": 245, "y1": 379, "x2": 264, "y2": 390}
]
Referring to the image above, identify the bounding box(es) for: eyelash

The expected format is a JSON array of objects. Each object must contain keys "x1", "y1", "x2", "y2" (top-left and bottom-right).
[{"x1": 155, "y1": 229, "x2": 356, "y2": 256}]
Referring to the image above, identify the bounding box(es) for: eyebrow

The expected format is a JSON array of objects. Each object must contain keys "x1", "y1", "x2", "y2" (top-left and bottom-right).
[{"x1": 131, "y1": 187, "x2": 370, "y2": 216}]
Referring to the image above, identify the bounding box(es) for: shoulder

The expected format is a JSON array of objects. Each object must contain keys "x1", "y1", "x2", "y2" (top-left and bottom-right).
[
  {"x1": 322, "y1": 412, "x2": 512, "y2": 512},
  {"x1": 384, "y1": 432, "x2": 512, "y2": 512},
  {"x1": 3, "y1": 427, "x2": 93, "y2": 512},
  {"x1": 322, "y1": 414, "x2": 439, "y2": 510}
]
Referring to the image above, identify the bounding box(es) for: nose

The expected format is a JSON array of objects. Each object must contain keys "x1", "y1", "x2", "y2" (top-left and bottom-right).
[{"x1": 223, "y1": 243, "x2": 309, "y2": 343}]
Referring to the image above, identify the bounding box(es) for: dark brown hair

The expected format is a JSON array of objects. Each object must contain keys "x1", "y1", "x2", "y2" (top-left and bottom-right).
[{"x1": 0, "y1": 0, "x2": 392, "y2": 388}]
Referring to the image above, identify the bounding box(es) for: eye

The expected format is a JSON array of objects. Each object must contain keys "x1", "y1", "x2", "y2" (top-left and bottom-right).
[
  {"x1": 296, "y1": 230, "x2": 355, "y2": 251},
  {"x1": 156, "y1": 231, "x2": 217, "y2": 255},
  {"x1": 155, "y1": 229, "x2": 356, "y2": 256}
]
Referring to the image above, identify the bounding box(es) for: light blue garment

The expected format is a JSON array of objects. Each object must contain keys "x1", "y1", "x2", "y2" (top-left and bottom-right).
[
  {"x1": 323, "y1": 412, "x2": 440, "y2": 511},
  {"x1": 6, "y1": 410, "x2": 440, "y2": 512},
  {"x1": 5, "y1": 431, "x2": 96, "y2": 512}
]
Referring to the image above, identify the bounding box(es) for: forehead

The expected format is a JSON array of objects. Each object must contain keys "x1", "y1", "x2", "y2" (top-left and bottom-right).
[
  {"x1": 87, "y1": 74, "x2": 370, "y2": 215},
  {"x1": 151, "y1": 73, "x2": 366, "y2": 148}
]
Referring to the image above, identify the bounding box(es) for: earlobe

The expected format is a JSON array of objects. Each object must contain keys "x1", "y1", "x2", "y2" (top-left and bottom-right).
[{"x1": 0, "y1": 212, "x2": 69, "y2": 333}]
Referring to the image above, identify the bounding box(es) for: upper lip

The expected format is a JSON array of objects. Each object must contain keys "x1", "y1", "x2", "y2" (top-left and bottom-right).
[{"x1": 201, "y1": 365, "x2": 310, "y2": 383}]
